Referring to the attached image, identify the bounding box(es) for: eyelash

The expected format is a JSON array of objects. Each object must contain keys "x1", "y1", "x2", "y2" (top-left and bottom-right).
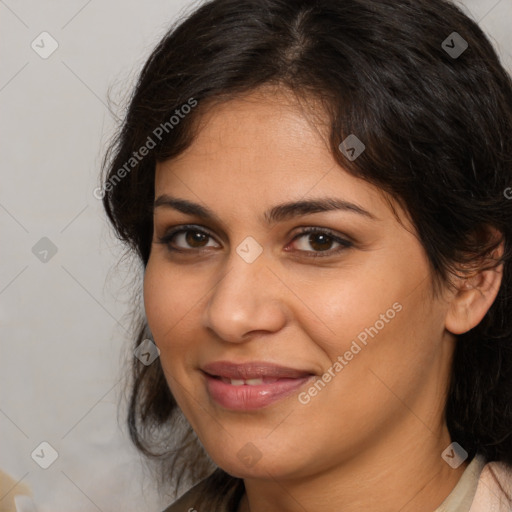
[{"x1": 157, "y1": 224, "x2": 353, "y2": 258}]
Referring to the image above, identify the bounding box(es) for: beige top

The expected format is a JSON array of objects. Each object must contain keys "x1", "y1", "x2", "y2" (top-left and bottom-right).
[
  {"x1": 163, "y1": 453, "x2": 512, "y2": 512},
  {"x1": 434, "y1": 454, "x2": 486, "y2": 512}
]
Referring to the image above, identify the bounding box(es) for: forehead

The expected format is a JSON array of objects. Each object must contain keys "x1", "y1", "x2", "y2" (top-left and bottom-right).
[
  {"x1": 166, "y1": 87, "x2": 327, "y2": 169},
  {"x1": 154, "y1": 87, "x2": 404, "y2": 225}
]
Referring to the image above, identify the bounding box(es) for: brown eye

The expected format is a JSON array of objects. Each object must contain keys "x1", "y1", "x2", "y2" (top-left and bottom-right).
[
  {"x1": 158, "y1": 226, "x2": 220, "y2": 251},
  {"x1": 183, "y1": 230, "x2": 209, "y2": 248},
  {"x1": 306, "y1": 233, "x2": 335, "y2": 251},
  {"x1": 290, "y1": 228, "x2": 353, "y2": 257}
]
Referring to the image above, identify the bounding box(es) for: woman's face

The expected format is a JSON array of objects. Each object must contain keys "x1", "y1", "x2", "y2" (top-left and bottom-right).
[{"x1": 144, "y1": 87, "x2": 457, "y2": 480}]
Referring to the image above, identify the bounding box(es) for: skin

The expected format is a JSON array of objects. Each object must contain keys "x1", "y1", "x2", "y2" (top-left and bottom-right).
[{"x1": 143, "y1": 86, "x2": 503, "y2": 512}]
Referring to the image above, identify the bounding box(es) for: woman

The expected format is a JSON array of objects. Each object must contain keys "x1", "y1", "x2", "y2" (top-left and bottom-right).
[{"x1": 101, "y1": 0, "x2": 512, "y2": 510}]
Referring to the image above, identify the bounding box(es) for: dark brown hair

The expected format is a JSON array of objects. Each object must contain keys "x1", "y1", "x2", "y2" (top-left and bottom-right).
[{"x1": 101, "y1": 0, "x2": 512, "y2": 508}]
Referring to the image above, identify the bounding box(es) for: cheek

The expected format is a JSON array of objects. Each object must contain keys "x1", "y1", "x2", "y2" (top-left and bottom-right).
[
  {"x1": 143, "y1": 260, "x2": 186, "y2": 354},
  {"x1": 293, "y1": 265, "x2": 398, "y2": 355},
  {"x1": 143, "y1": 257, "x2": 200, "y2": 339},
  {"x1": 304, "y1": 254, "x2": 439, "y2": 387},
  {"x1": 143, "y1": 259, "x2": 197, "y2": 392},
  {"x1": 142, "y1": 257, "x2": 216, "y2": 396}
]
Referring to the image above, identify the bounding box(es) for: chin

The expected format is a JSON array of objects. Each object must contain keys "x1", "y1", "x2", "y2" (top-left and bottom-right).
[{"x1": 209, "y1": 447, "x2": 309, "y2": 481}]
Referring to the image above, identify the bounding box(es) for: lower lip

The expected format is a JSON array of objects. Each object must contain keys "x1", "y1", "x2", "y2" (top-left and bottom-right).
[{"x1": 203, "y1": 372, "x2": 314, "y2": 410}]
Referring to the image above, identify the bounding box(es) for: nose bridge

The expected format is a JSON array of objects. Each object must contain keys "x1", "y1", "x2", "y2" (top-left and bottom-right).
[{"x1": 202, "y1": 243, "x2": 287, "y2": 342}]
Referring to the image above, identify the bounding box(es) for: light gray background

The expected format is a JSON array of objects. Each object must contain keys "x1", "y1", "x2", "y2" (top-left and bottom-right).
[{"x1": 1, "y1": 1, "x2": 511, "y2": 511}]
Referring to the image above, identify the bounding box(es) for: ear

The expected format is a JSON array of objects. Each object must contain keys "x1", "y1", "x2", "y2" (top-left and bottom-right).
[{"x1": 445, "y1": 237, "x2": 504, "y2": 336}]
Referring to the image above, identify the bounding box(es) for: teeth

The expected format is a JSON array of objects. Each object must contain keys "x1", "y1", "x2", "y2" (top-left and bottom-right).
[
  {"x1": 245, "y1": 378, "x2": 264, "y2": 385},
  {"x1": 219, "y1": 377, "x2": 265, "y2": 386}
]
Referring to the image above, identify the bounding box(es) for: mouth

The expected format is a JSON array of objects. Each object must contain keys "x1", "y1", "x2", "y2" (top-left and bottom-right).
[
  {"x1": 202, "y1": 360, "x2": 315, "y2": 380},
  {"x1": 201, "y1": 361, "x2": 316, "y2": 410},
  {"x1": 210, "y1": 376, "x2": 285, "y2": 386}
]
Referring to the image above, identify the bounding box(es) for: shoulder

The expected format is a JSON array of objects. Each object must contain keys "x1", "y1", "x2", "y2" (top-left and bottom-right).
[{"x1": 470, "y1": 459, "x2": 512, "y2": 512}]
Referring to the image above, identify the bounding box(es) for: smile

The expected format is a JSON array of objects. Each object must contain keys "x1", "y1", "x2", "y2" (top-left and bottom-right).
[{"x1": 201, "y1": 361, "x2": 316, "y2": 410}]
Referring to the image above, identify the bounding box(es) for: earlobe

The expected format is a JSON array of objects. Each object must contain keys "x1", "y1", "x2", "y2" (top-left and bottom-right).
[{"x1": 445, "y1": 258, "x2": 504, "y2": 336}]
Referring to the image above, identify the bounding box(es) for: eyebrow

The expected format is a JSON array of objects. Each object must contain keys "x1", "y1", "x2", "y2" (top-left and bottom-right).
[{"x1": 153, "y1": 194, "x2": 377, "y2": 225}]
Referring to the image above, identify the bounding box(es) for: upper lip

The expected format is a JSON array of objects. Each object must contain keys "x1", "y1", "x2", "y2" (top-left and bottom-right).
[{"x1": 202, "y1": 361, "x2": 315, "y2": 380}]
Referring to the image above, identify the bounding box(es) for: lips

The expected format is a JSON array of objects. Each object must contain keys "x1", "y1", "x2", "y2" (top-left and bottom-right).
[
  {"x1": 202, "y1": 361, "x2": 314, "y2": 380},
  {"x1": 201, "y1": 361, "x2": 316, "y2": 410}
]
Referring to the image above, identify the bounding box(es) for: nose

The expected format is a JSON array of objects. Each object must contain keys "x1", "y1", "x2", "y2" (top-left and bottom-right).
[{"x1": 201, "y1": 249, "x2": 289, "y2": 343}]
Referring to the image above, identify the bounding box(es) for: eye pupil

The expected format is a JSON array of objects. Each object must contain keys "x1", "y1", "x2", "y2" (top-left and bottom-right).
[
  {"x1": 309, "y1": 233, "x2": 332, "y2": 251},
  {"x1": 186, "y1": 230, "x2": 208, "y2": 247}
]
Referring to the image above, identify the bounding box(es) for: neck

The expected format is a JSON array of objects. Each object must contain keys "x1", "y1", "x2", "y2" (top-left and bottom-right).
[{"x1": 238, "y1": 421, "x2": 469, "y2": 512}]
